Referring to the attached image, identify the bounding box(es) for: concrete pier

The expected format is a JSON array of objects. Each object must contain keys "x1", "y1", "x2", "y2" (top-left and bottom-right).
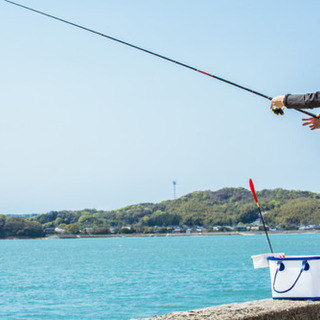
[{"x1": 131, "y1": 299, "x2": 320, "y2": 320}]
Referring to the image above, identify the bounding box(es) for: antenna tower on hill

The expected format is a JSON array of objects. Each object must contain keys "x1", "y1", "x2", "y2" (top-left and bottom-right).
[{"x1": 173, "y1": 181, "x2": 177, "y2": 200}]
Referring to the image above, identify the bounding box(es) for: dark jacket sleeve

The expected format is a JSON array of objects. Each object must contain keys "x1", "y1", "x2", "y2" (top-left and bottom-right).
[{"x1": 284, "y1": 91, "x2": 320, "y2": 109}]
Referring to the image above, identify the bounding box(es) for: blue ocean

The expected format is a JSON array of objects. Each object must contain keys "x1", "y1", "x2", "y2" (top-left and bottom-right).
[{"x1": 0, "y1": 233, "x2": 319, "y2": 319}]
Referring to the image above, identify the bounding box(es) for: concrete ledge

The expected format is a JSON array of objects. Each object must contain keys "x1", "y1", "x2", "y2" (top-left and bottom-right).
[{"x1": 131, "y1": 299, "x2": 320, "y2": 320}]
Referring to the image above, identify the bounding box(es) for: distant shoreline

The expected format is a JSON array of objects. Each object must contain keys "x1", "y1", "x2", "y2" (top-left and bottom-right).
[{"x1": 2, "y1": 229, "x2": 320, "y2": 240}]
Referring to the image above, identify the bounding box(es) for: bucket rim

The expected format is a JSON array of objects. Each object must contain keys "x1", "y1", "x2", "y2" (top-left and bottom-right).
[{"x1": 268, "y1": 255, "x2": 320, "y2": 261}]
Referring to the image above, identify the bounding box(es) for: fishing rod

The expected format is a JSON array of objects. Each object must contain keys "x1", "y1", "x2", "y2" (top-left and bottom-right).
[
  {"x1": 4, "y1": 0, "x2": 318, "y2": 119},
  {"x1": 249, "y1": 179, "x2": 273, "y2": 253}
]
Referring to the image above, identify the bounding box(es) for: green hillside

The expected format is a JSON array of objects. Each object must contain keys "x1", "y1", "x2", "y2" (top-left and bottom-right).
[
  {"x1": 33, "y1": 187, "x2": 320, "y2": 233},
  {"x1": 1, "y1": 187, "x2": 320, "y2": 237}
]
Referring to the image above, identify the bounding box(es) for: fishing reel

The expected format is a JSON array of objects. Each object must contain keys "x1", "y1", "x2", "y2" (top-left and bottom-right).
[{"x1": 271, "y1": 106, "x2": 285, "y2": 116}]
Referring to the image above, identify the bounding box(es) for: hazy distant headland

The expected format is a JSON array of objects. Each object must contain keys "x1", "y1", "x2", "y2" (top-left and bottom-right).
[{"x1": 1, "y1": 187, "x2": 320, "y2": 239}]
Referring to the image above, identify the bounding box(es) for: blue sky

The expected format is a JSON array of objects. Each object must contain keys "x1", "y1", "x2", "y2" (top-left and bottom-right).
[{"x1": 1, "y1": 0, "x2": 320, "y2": 214}]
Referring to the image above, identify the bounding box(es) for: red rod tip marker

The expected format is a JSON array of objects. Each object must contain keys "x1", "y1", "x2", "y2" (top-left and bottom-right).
[{"x1": 249, "y1": 178, "x2": 258, "y2": 204}]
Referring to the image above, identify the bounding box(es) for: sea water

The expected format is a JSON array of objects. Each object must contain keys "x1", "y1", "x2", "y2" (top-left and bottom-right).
[{"x1": 0, "y1": 233, "x2": 319, "y2": 320}]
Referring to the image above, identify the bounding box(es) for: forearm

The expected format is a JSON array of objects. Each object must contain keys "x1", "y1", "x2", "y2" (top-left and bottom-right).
[{"x1": 284, "y1": 91, "x2": 320, "y2": 109}]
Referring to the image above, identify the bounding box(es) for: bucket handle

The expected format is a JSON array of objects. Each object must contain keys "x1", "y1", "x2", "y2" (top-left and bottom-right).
[{"x1": 273, "y1": 260, "x2": 310, "y2": 294}]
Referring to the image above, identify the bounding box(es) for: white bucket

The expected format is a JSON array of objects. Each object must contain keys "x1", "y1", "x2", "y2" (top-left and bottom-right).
[
  {"x1": 251, "y1": 253, "x2": 285, "y2": 269},
  {"x1": 268, "y1": 255, "x2": 320, "y2": 300}
]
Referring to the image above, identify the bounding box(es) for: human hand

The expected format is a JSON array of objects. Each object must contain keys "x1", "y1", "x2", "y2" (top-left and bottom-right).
[
  {"x1": 302, "y1": 114, "x2": 320, "y2": 130},
  {"x1": 270, "y1": 95, "x2": 285, "y2": 109}
]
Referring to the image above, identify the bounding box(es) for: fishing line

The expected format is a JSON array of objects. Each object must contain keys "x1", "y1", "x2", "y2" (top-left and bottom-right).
[{"x1": 4, "y1": 0, "x2": 318, "y2": 119}]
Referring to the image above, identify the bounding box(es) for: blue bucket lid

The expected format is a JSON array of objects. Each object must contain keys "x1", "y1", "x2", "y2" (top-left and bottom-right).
[{"x1": 268, "y1": 255, "x2": 320, "y2": 261}]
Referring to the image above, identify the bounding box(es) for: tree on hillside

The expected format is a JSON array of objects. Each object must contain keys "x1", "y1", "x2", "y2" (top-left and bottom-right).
[
  {"x1": 3, "y1": 217, "x2": 44, "y2": 237},
  {"x1": 65, "y1": 223, "x2": 80, "y2": 234},
  {"x1": 0, "y1": 214, "x2": 6, "y2": 237},
  {"x1": 78, "y1": 214, "x2": 101, "y2": 227},
  {"x1": 237, "y1": 204, "x2": 258, "y2": 224},
  {"x1": 265, "y1": 198, "x2": 320, "y2": 226}
]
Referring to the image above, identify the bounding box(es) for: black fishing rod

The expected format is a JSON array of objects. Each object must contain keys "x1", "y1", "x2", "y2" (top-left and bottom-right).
[{"x1": 4, "y1": 0, "x2": 318, "y2": 119}]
